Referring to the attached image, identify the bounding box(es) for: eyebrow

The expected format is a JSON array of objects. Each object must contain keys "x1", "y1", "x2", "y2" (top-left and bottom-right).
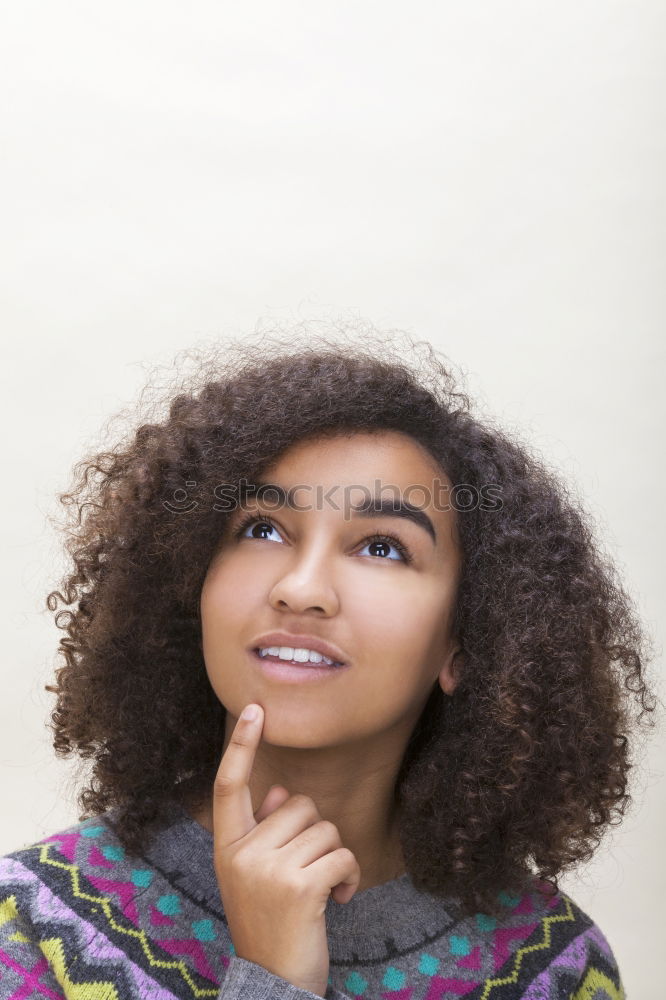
[{"x1": 238, "y1": 482, "x2": 437, "y2": 546}]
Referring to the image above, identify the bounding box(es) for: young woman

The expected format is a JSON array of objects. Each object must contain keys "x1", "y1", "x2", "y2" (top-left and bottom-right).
[{"x1": 0, "y1": 328, "x2": 655, "y2": 999}]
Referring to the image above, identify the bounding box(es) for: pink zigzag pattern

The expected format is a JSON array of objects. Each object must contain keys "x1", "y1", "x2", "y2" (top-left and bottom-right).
[
  {"x1": 418, "y1": 891, "x2": 562, "y2": 996},
  {"x1": 73, "y1": 870, "x2": 221, "y2": 981},
  {"x1": 457, "y1": 945, "x2": 481, "y2": 970},
  {"x1": 513, "y1": 894, "x2": 535, "y2": 917},
  {"x1": 52, "y1": 863, "x2": 221, "y2": 987},
  {"x1": 492, "y1": 923, "x2": 539, "y2": 972},
  {"x1": 87, "y1": 844, "x2": 114, "y2": 869},
  {"x1": 40, "y1": 832, "x2": 80, "y2": 864},
  {"x1": 150, "y1": 906, "x2": 176, "y2": 927},
  {"x1": 156, "y1": 937, "x2": 219, "y2": 982},
  {"x1": 1, "y1": 858, "x2": 181, "y2": 1000},
  {"x1": 86, "y1": 873, "x2": 141, "y2": 923},
  {"x1": 42, "y1": 831, "x2": 231, "y2": 986},
  {"x1": 423, "y1": 974, "x2": 480, "y2": 998}
]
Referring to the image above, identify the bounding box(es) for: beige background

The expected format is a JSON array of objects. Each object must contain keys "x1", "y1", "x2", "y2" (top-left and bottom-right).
[{"x1": 1, "y1": 2, "x2": 664, "y2": 996}]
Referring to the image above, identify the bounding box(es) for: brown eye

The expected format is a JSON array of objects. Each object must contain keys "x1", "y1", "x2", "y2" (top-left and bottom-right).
[
  {"x1": 232, "y1": 516, "x2": 413, "y2": 565},
  {"x1": 234, "y1": 514, "x2": 283, "y2": 542},
  {"x1": 358, "y1": 533, "x2": 412, "y2": 564}
]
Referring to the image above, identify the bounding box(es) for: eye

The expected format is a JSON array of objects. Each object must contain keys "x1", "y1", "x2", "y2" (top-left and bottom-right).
[
  {"x1": 233, "y1": 515, "x2": 413, "y2": 565},
  {"x1": 234, "y1": 513, "x2": 284, "y2": 543},
  {"x1": 357, "y1": 533, "x2": 411, "y2": 564}
]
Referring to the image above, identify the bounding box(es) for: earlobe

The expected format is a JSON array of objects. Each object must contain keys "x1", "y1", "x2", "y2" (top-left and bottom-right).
[{"x1": 439, "y1": 646, "x2": 463, "y2": 696}]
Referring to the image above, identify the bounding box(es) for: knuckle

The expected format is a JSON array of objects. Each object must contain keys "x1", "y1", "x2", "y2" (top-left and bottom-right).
[
  {"x1": 290, "y1": 792, "x2": 319, "y2": 819},
  {"x1": 296, "y1": 825, "x2": 320, "y2": 849},
  {"x1": 290, "y1": 792, "x2": 315, "y2": 809},
  {"x1": 230, "y1": 844, "x2": 250, "y2": 867},
  {"x1": 337, "y1": 847, "x2": 356, "y2": 866},
  {"x1": 317, "y1": 819, "x2": 340, "y2": 842},
  {"x1": 293, "y1": 818, "x2": 339, "y2": 853},
  {"x1": 213, "y1": 773, "x2": 236, "y2": 797},
  {"x1": 281, "y1": 869, "x2": 307, "y2": 898},
  {"x1": 226, "y1": 844, "x2": 254, "y2": 876},
  {"x1": 228, "y1": 734, "x2": 248, "y2": 751}
]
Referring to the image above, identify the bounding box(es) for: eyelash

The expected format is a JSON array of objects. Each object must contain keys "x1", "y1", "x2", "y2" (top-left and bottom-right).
[{"x1": 232, "y1": 513, "x2": 414, "y2": 565}]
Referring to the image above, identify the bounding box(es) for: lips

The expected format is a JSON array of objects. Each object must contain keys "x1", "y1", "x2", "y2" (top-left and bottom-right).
[
  {"x1": 253, "y1": 648, "x2": 344, "y2": 668},
  {"x1": 249, "y1": 630, "x2": 349, "y2": 666},
  {"x1": 251, "y1": 648, "x2": 351, "y2": 682},
  {"x1": 254, "y1": 649, "x2": 343, "y2": 669}
]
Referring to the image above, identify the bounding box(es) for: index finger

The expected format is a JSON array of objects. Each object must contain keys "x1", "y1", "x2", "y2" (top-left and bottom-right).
[{"x1": 213, "y1": 703, "x2": 264, "y2": 849}]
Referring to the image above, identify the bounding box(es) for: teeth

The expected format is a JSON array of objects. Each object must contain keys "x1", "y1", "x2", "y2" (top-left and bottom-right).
[{"x1": 257, "y1": 645, "x2": 340, "y2": 666}]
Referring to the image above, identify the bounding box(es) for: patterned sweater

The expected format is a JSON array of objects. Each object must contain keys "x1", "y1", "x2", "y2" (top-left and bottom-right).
[{"x1": 0, "y1": 801, "x2": 624, "y2": 999}]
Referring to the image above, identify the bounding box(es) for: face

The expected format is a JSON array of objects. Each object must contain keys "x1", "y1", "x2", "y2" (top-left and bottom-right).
[{"x1": 199, "y1": 430, "x2": 462, "y2": 749}]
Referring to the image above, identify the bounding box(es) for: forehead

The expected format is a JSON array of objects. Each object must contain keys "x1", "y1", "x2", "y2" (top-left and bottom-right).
[
  {"x1": 255, "y1": 431, "x2": 458, "y2": 546},
  {"x1": 265, "y1": 430, "x2": 445, "y2": 486}
]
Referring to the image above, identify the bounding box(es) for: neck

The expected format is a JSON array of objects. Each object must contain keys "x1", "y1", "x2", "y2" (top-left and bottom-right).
[{"x1": 183, "y1": 790, "x2": 406, "y2": 892}]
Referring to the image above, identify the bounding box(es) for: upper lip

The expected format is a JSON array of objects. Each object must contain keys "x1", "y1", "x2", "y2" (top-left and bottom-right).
[{"x1": 251, "y1": 631, "x2": 349, "y2": 665}]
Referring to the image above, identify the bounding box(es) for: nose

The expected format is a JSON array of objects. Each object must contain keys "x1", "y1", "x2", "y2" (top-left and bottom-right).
[{"x1": 268, "y1": 548, "x2": 340, "y2": 616}]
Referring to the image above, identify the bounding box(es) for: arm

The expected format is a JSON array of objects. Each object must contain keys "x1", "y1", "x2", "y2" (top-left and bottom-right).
[{"x1": 218, "y1": 955, "x2": 352, "y2": 1000}]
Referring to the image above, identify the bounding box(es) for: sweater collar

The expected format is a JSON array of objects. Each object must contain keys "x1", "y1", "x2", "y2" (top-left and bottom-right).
[{"x1": 142, "y1": 800, "x2": 461, "y2": 963}]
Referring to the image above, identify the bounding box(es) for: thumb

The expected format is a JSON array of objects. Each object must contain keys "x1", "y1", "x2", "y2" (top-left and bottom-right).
[{"x1": 253, "y1": 784, "x2": 290, "y2": 823}]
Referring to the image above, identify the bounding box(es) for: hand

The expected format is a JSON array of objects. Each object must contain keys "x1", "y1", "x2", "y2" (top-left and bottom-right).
[{"x1": 212, "y1": 703, "x2": 361, "y2": 999}]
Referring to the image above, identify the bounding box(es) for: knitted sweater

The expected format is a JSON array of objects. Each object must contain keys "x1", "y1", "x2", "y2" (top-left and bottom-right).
[{"x1": 0, "y1": 801, "x2": 624, "y2": 1000}]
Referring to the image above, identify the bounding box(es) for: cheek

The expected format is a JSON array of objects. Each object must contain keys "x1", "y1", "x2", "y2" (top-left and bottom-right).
[
  {"x1": 352, "y1": 579, "x2": 443, "y2": 664},
  {"x1": 199, "y1": 585, "x2": 224, "y2": 669},
  {"x1": 200, "y1": 558, "x2": 256, "y2": 635},
  {"x1": 199, "y1": 564, "x2": 254, "y2": 698},
  {"x1": 347, "y1": 597, "x2": 445, "y2": 727},
  {"x1": 366, "y1": 569, "x2": 437, "y2": 621}
]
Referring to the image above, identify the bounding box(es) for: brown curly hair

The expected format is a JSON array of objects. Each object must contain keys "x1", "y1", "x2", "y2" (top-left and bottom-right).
[{"x1": 44, "y1": 321, "x2": 658, "y2": 918}]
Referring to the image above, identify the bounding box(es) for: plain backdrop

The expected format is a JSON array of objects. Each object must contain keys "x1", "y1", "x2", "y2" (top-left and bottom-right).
[{"x1": 1, "y1": 1, "x2": 664, "y2": 996}]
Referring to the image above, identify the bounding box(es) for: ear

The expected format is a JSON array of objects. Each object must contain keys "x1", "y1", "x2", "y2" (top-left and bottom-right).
[{"x1": 438, "y1": 643, "x2": 463, "y2": 696}]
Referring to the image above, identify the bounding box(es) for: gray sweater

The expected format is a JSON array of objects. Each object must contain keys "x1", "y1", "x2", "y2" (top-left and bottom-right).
[{"x1": 0, "y1": 800, "x2": 624, "y2": 998}]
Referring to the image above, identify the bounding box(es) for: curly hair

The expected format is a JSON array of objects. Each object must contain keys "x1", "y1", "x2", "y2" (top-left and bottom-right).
[{"x1": 44, "y1": 320, "x2": 658, "y2": 918}]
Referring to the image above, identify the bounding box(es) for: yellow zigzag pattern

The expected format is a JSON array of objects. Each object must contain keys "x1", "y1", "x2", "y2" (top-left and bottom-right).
[
  {"x1": 13, "y1": 844, "x2": 221, "y2": 998},
  {"x1": 477, "y1": 895, "x2": 613, "y2": 1000},
  {"x1": 41, "y1": 936, "x2": 121, "y2": 1000},
  {"x1": 572, "y1": 967, "x2": 625, "y2": 1000},
  {"x1": 2, "y1": 893, "x2": 40, "y2": 945},
  {"x1": 0, "y1": 894, "x2": 20, "y2": 929},
  {"x1": 4, "y1": 891, "x2": 121, "y2": 999},
  {"x1": 5, "y1": 851, "x2": 624, "y2": 1000},
  {"x1": 1, "y1": 893, "x2": 32, "y2": 944}
]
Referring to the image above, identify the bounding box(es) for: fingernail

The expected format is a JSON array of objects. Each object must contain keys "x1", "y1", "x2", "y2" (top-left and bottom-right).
[{"x1": 241, "y1": 704, "x2": 259, "y2": 721}]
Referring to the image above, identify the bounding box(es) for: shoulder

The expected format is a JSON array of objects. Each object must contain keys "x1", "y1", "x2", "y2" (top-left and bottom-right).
[
  {"x1": 0, "y1": 811, "x2": 124, "y2": 911},
  {"x1": 546, "y1": 887, "x2": 624, "y2": 998},
  {"x1": 0, "y1": 811, "x2": 125, "y2": 992},
  {"x1": 484, "y1": 878, "x2": 624, "y2": 998},
  {"x1": 1, "y1": 810, "x2": 122, "y2": 860}
]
